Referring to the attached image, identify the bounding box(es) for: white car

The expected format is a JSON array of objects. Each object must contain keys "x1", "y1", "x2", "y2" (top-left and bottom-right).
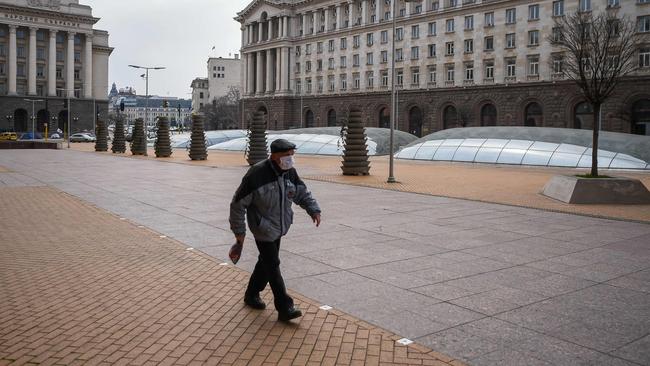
[{"x1": 70, "y1": 133, "x2": 96, "y2": 142}]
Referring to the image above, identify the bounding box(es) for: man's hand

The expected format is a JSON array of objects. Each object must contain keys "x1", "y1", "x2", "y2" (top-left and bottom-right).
[
  {"x1": 235, "y1": 234, "x2": 245, "y2": 244},
  {"x1": 312, "y1": 213, "x2": 321, "y2": 227}
]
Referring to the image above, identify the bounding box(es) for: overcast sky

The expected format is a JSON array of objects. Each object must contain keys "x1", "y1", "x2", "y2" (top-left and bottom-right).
[{"x1": 84, "y1": 0, "x2": 245, "y2": 99}]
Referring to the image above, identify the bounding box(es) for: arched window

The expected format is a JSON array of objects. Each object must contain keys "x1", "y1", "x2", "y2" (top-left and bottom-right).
[
  {"x1": 632, "y1": 99, "x2": 650, "y2": 136},
  {"x1": 36, "y1": 109, "x2": 50, "y2": 133},
  {"x1": 443, "y1": 105, "x2": 458, "y2": 130},
  {"x1": 305, "y1": 109, "x2": 314, "y2": 128},
  {"x1": 57, "y1": 110, "x2": 68, "y2": 133},
  {"x1": 408, "y1": 107, "x2": 423, "y2": 137},
  {"x1": 13, "y1": 109, "x2": 28, "y2": 133},
  {"x1": 525, "y1": 102, "x2": 543, "y2": 127},
  {"x1": 480, "y1": 104, "x2": 497, "y2": 126},
  {"x1": 379, "y1": 107, "x2": 390, "y2": 128},
  {"x1": 573, "y1": 102, "x2": 593, "y2": 130},
  {"x1": 327, "y1": 109, "x2": 337, "y2": 127}
]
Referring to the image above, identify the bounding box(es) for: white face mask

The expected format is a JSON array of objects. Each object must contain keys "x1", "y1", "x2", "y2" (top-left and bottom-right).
[{"x1": 279, "y1": 155, "x2": 295, "y2": 170}]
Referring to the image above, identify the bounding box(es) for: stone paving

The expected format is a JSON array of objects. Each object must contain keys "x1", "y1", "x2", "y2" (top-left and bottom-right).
[{"x1": 1, "y1": 149, "x2": 650, "y2": 365}]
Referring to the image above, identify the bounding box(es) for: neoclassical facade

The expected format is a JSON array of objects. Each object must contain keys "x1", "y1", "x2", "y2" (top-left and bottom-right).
[
  {"x1": 237, "y1": 0, "x2": 650, "y2": 136},
  {"x1": 0, "y1": 0, "x2": 112, "y2": 135}
]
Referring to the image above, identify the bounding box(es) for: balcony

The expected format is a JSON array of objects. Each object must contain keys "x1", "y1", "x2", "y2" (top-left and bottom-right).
[
  {"x1": 504, "y1": 76, "x2": 517, "y2": 83},
  {"x1": 483, "y1": 77, "x2": 494, "y2": 83}
]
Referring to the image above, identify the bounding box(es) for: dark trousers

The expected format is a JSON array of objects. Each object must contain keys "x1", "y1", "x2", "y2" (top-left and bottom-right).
[{"x1": 246, "y1": 238, "x2": 294, "y2": 312}]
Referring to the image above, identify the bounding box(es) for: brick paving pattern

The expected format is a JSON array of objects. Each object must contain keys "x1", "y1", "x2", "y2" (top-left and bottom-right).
[{"x1": 0, "y1": 186, "x2": 463, "y2": 366}]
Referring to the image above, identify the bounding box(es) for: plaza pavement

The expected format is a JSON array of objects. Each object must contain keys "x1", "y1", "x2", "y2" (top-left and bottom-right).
[{"x1": 1, "y1": 149, "x2": 650, "y2": 365}]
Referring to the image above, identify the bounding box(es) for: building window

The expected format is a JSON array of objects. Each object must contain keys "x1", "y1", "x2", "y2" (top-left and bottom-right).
[
  {"x1": 528, "y1": 55, "x2": 540, "y2": 76},
  {"x1": 528, "y1": 30, "x2": 539, "y2": 46},
  {"x1": 396, "y1": 48, "x2": 403, "y2": 61},
  {"x1": 484, "y1": 12, "x2": 494, "y2": 27},
  {"x1": 639, "y1": 16, "x2": 650, "y2": 33},
  {"x1": 56, "y1": 50, "x2": 64, "y2": 62},
  {"x1": 484, "y1": 36, "x2": 494, "y2": 51},
  {"x1": 506, "y1": 8, "x2": 516, "y2": 24},
  {"x1": 446, "y1": 42, "x2": 454, "y2": 56},
  {"x1": 446, "y1": 19, "x2": 455, "y2": 33},
  {"x1": 396, "y1": 69, "x2": 403, "y2": 86},
  {"x1": 56, "y1": 33, "x2": 64, "y2": 44},
  {"x1": 381, "y1": 30, "x2": 388, "y2": 44},
  {"x1": 464, "y1": 16, "x2": 474, "y2": 30},
  {"x1": 412, "y1": 25, "x2": 420, "y2": 39},
  {"x1": 428, "y1": 22, "x2": 437, "y2": 36},
  {"x1": 36, "y1": 47, "x2": 45, "y2": 60},
  {"x1": 396, "y1": 28, "x2": 404, "y2": 41},
  {"x1": 428, "y1": 44, "x2": 437, "y2": 58},
  {"x1": 411, "y1": 46, "x2": 419, "y2": 60},
  {"x1": 17, "y1": 46, "x2": 25, "y2": 58},
  {"x1": 640, "y1": 47, "x2": 650, "y2": 68},
  {"x1": 295, "y1": 62, "x2": 301, "y2": 73},
  {"x1": 340, "y1": 38, "x2": 347, "y2": 50},
  {"x1": 428, "y1": 66, "x2": 437, "y2": 84},
  {"x1": 431, "y1": 1, "x2": 439, "y2": 11},
  {"x1": 464, "y1": 39, "x2": 473, "y2": 53},
  {"x1": 306, "y1": 61, "x2": 312, "y2": 71},
  {"x1": 506, "y1": 58, "x2": 517, "y2": 77},
  {"x1": 317, "y1": 59, "x2": 323, "y2": 71},
  {"x1": 553, "y1": 55, "x2": 564, "y2": 74},
  {"x1": 553, "y1": 0, "x2": 564, "y2": 16},
  {"x1": 37, "y1": 65, "x2": 44, "y2": 78},
  {"x1": 317, "y1": 42, "x2": 323, "y2": 53},
  {"x1": 56, "y1": 67, "x2": 63, "y2": 79},
  {"x1": 485, "y1": 60, "x2": 494, "y2": 79},
  {"x1": 0, "y1": 45, "x2": 4, "y2": 57},
  {"x1": 465, "y1": 63, "x2": 474, "y2": 81},
  {"x1": 446, "y1": 64, "x2": 455, "y2": 82},
  {"x1": 353, "y1": 35, "x2": 360, "y2": 48},
  {"x1": 199, "y1": 92, "x2": 204, "y2": 98},
  {"x1": 367, "y1": 33, "x2": 374, "y2": 46},
  {"x1": 340, "y1": 56, "x2": 347, "y2": 68},
  {"x1": 528, "y1": 5, "x2": 540, "y2": 21},
  {"x1": 353, "y1": 54, "x2": 360, "y2": 66},
  {"x1": 328, "y1": 75, "x2": 335, "y2": 92},
  {"x1": 317, "y1": 77, "x2": 323, "y2": 93},
  {"x1": 353, "y1": 73, "x2": 360, "y2": 89},
  {"x1": 74, "y1": 51, "x2": 81, "y2": 62},
  {"x1": 74, "y1": 68, "x2": 80, "y2": 80},
  {"x1": 17, "y1": 63, "x2": 25, "y2": 77},
  {"x1": 579, "y1": 0, "x2": 591, "y2": 12},
  {"x1": 381, "y1": 71, "x2": 389, "y2": 87},
  {"x1": 506, "y1": 33, "x2": 516, "y2": 48},
  {"x1": 329, "y1": 57, "x2": 335, "y2": 69},
  {"x1": 16, "y1": 29, "x2": 25, "y2": 39},
  {"x1": 340, "y1": 74, "x2": 347, "y2": 90},
  {"x1": 366, "y1": 52, "x2": 374, "y2": 65},
  {"x1": 328, "y1": 40, "x2": 335, "y2": 52},
  {"x1": 367, "y1": 71, "x2": 374, "y2": 88},
  {"x1": 36, "y1": 30, "x2": 45, "y2": 41},
  {"x1": 607, "y1": 0, "x2": 619, "y2": 6},
  {"x1": 306, "y1": 44, "x2": 312, "y2": 55},
  {"x1": 295, "y1": 46, "x2": 301, "y2": 56},
  {"x1": 306, "y1": 78, "x2": 312, "y2": 93}
]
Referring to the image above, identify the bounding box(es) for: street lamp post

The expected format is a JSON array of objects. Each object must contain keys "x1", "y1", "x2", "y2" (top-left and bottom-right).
[
  {"x1": 388, "y1": 0, "x2": 421, "y2": 183},
  {"x1": 24, "y1": 98, "x2": 44, "y2": 140},
  {"x1": 57, "y1": 88, "x2": 81, "y2": 148},
  {"x1": 128, "y1": 64, "x2": 166, "y2": 156},
  {"x1": 5, "y1": 115, "x2": 13, "y2": 132}
]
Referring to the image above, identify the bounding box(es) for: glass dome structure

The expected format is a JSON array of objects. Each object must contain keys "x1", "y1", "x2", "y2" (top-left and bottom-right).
[
  {"x1": 208, "y1": 133, "x2": 378, "y2": 156},
  {"x1": 171, "y1": 130, "x2": 247, "y2": 149},
  {"x1": 396, "y1": 138, "x2": 650, "y2": 170}
]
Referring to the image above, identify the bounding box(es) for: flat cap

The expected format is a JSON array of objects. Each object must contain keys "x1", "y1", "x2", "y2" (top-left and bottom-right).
[{"x1": 270, "y1": 138, "x2": 296, "y2": 153}]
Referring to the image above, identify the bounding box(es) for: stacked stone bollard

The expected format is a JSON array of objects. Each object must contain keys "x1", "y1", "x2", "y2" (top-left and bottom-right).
[
  {"x1": 246, "y1": 111, "x2": 268, "y2": 166},
  {"x1": 95, "y1": 119, "x2": 108, "y2": 152},
  {"x1": 188, "y1": 114, "x2": 207, "y2": 161},
  {"x1": 112, "y1": 117, "x2": 126, "y2": 153},
  {"x1": 341, "y1": 109, "x2": 371, "y2": 176},
  {"x1": 154, "y1": 117, "x2": 172, "y2": 158},
  {"x1": 130, "y1": 118, "x2": 146, "y2": 156}
]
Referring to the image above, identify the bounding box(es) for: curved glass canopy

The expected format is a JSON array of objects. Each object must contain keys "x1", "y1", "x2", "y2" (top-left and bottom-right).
[
  {"x1": 208, "y1": 133, "x2": 378, "y2": 156},
  {"x1": 396, "y1": 139, "x2": 650, "y2": 170},
  {"x1": 171, "y1": 130, "x2": 248, "y2": 148}
]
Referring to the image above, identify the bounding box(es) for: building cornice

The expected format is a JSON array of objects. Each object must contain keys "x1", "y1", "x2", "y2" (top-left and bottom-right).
[{"x1": 0, "y1": 4, "x2": 99, "y2": 24}]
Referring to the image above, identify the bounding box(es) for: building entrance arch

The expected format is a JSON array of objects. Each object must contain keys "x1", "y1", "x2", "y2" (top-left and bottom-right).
[
  {"x1": 379, "y1": 107, "x2": 390, "y2": 128},
  {"x1": 327, "y1": 109, "x2": 337, "y2": 127},
  {"x1": 632, "y1": 99, "x2": 650, "y2": 136},
  {"x1": 525, "y1": 102, "x2": 543, "y2": 127},
  {"x1": 305, "y1": 109, "x2": 314, "y2": 128},
  {"x1": 13, "y1": 109, "x2": 28, "y2": 133},
  {"x1": 443, "y1": 105, "x2": 458, "y2": 129},
  {"x1": 574, "y1": 102, "x2": 593, "y2": 130},
  {"x1": 58, "y1": 110, "x2": 68, "y2": 133},
  {"x1": 480, "y1": 104, "x2": 497, "y2": 126},
  {"x1": 408, "y1": 106, "x2": 423, "y2": 137},
  {"x1": 37, "y1": 109, "x2": 50, "y2": 133}
]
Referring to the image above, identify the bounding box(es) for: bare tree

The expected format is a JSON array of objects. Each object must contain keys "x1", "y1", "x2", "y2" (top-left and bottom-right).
[
  {"x1": 203, "y1": 86, "x2": 242, "y2": 130},
  {"x1": 550, "y1": 10, "x2": 639, "y2": 176}
]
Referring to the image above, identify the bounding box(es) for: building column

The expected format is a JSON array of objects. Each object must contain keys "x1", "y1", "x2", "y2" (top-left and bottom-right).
[
  {"x1": 48, "y1": 30, "x2": 56, "y2": 97},
  {"x1": 66, "y1": 32, "x2": 75, "y2": 98},
  {"x1": 361, "y1": 0, "x2": 368, "y2": 25},
  {"x1": 268, "y1": 19, "x2": 273, "y2": 40},
  {"x1": 348, "y1": 1, "x2": 354, "y2": 27},
  {"x1": 247, "y1": 53, "x2": 255, "y2": 95},
  {"x1": 8, "y1": 25, "x2": 17, "y2": 96},
  {"x1": 302, "y1": 13, "x2": 308, "y2": 35},
  {"x1": 283, "y1": 16, "x2": 289, "y2": 38},
  {"x1": 255, "y1": 51, "x2": 263, "y2": 95},
  {"x1": 258, "y1": 22, "x2": 263, "y2": 42},
  {"x1": 275, "y1": 48, "x2": 281, "y2": 92},
  {"x1": 315, "y1": 9, "x2": 322, "y2": 33},
  {"x1": 28, "y1": 27, "x2": 37, "y2": 95},
  {"x1": 405, "y1": 0, "x2": 411, "y2": 17},
  {"x1": 266, "y1": 49, "x2": 273, "y2": 93},
  {"x1": 324, "y1": 8, "x2": 330, "y2": 32},
  {"x1": 84, "y1": 34, "x2": 92, "y2": 99},
  {"x1": 281, "y1": 47, "x2": 289, "y2": 92},
  {"x1": 336, "y1": 5, "x2": 342, "y2": 29},
  {"x1": 375, "y1": 0, "x2": 382, "y2": 22}
]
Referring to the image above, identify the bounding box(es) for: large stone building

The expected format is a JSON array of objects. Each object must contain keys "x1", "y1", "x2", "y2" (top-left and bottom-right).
[
  {"x1": 236, "y1": 0, "x2": 650, "y2": 136},
  {"x1": 109, "y1": 84, "x2": 192, "y2": 128},
  {"x1": 190, "y1": 56, "x2": 242, "y2": 113},
  {"x1": 0, "y1": 0, "x2": 112, "y2": 135}
]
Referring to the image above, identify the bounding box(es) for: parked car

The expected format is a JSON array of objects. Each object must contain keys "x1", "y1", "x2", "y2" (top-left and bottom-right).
[
  {"x1": 0, "y1": 132, "x2": 18, "y2": 141},
  {"x1": 70, "y1": 133, "x2": 96, "y2": 142},
  {"x1": 19, "y1": 132, "x2": 43, "y2": 140}
]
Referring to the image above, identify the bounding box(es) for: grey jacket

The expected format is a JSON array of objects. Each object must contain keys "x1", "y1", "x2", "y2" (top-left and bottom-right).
[{"x1": 229, "y1": 159, "x2": 321, "y2": 242}]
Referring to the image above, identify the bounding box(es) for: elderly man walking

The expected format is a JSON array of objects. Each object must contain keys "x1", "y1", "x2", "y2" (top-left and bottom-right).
[{"x1": 229, "y1": 139, "x2": 322, "y2": 322}]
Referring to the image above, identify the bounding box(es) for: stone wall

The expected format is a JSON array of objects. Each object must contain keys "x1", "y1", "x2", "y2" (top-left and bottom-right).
[{"x1": 242, "y1": 77, "x2": 650, "y2": 136}]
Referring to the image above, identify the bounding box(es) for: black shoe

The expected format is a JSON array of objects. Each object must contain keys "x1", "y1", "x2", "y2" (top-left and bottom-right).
[
  {"x1": 278, "y1": 307, "x2": 302, "y2": 322},
  {"x1": 244, "y1": 295, "x2": 266, "y2": 310}
]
